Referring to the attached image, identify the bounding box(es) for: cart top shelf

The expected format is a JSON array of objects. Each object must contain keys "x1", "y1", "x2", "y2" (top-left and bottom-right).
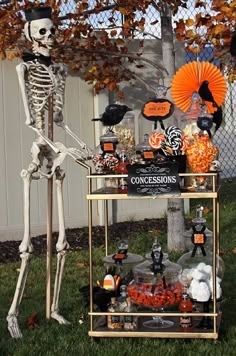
[{"x1": 86, "y1": 172, "x2": 220, "y2": 200}]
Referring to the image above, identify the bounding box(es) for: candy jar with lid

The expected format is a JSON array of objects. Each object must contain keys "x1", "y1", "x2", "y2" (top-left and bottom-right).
[
  {"x1": 92, "y1": 128, "x2": 119, "y2": 174},
  {"x1": 177, "y1": 229, "x2": 224, "y2": 302},
  {"x1": 178, "y1": 229, "x2": 224, "y2": 331},
  {"x1": 184, "y1": 205, "x2": 213, "y2": 251},
  {"x1": 135, "y1": 133, "x2": 156, "y2": 164},
  {"x1": 128, "y1": 241, "x2": 183, "y2": 329},
  {"x1": 114, "y1": 110, "x2": 135, "y2": 157},
  {"x1": 102, "y1": 240, "x2": 144, "y2": 278}
]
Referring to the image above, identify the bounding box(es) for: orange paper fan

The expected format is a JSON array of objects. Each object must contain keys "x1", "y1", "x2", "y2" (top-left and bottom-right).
[{"x1": 171, "y1": 61, "x2": 227, "y2": 113}]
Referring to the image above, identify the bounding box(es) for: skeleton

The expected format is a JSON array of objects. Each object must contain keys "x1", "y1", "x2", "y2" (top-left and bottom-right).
[{"x1": 6, "y1": 7, "x2": 91, "y2": 338}]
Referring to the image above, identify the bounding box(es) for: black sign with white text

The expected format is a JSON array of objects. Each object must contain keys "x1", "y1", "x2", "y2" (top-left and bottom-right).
[{"x1": 127, "y1": 162, "x2": 180, "y2": 197}]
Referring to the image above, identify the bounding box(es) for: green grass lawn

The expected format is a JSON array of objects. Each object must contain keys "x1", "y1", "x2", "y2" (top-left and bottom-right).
[{"x1": 1, "y1": 178, "x2": 236, "y2": 356}]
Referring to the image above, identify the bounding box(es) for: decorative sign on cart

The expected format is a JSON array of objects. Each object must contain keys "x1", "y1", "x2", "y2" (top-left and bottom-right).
[
  {"x1": 127, "y1": 162, "x2": 180, "y2": 197},
  {"x1": 141, "y1": 98, "x2": 174, "y2": 121}
]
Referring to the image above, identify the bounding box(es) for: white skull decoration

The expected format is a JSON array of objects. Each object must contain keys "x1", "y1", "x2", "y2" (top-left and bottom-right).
[{"x1": 24, "y1": 18, "x2": 55, "y2": 57}]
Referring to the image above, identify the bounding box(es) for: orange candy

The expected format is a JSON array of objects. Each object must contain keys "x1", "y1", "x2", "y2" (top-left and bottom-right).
[
  {"x1": 186, "y1": 134, "x2": 218, "y2": 175},
  {"x1": 127, "y1": 282, "x2": 183, "y2": 308},
  {"x1": 149, "y1": 132, "x2": 165, "y2": 150}
]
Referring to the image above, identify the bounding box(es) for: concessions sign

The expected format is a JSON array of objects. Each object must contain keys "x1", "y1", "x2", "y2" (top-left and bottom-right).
[{"x1": 127, "y1": 162, "x2": 180, "y2": 197}]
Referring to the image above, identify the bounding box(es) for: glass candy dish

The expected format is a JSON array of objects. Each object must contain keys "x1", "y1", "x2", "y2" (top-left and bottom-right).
[{"x1": 103, "y1": 241, "x2": 144, "y2": 277}]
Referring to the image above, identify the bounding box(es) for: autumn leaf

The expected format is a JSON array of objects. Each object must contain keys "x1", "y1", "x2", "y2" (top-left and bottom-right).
[
  {"x1": 185, "y1": 19, "x2": 195, "y2": 27},
  {"x1": 103, "y1": 77, "x2": 110, "y2": 84},
  {"x1": 26, "y1": 312, "x2": 39, "y2": 330},
  {"x1": 118, "y1": 7, "x2": 130, "y2": 16},
  {"x1": 232, "y1": 248, "x2": 236, "y2": 254},
  {"x1": 110, "y1": 30, "x2": 117, "y2": 37},
  {"x1": 150, "y1": 230, "x2": 160, "y2": 236},
  {"x1": 213, "y1": 24, "x2": 226, "y2": 35},
  {"x1": 76, "y1": 262, "x2": 88, "y2": 268},
  {"x1": 203, "y1": 207, "x2": 210, "y2": 215},
  {"x1": 7, "y1": 51, "x2": 15, "y2": 61},
  {"x1": 88, "y1": 65, "x2": 97, "y2": 74}
]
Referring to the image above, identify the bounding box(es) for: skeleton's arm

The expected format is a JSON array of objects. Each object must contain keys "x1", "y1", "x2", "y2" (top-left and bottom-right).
[
  {"x1": 55, "y1": 121, "x2": 92, "y2": 158},
  {"x1": 52, "y1": 63, "x2": 92, "y2": 158},
  {"x1": 16, "y1": 63, "x2": 32, "y2": 126}
]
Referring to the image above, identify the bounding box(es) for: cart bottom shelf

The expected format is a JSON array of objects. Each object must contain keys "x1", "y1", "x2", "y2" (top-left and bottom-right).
[{"x1": 89, "y1": 315, "x2": 221, "y2": 339}]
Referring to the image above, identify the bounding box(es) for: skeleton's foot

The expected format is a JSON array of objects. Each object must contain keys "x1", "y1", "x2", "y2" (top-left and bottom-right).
[
  {"x1": 51, "y1": 311, "x2": 71, "y2": 325},
  {"x1": 7, "y1": 315, "x2": 23, "y2": 338}
]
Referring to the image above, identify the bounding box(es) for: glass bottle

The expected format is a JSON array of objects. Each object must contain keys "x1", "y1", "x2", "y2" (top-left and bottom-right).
[
  {"x1": 117, "y1": 150, "x2": 129, "y2": 193},
  {"x1": 179, "y1": 291, "x2": 193, "y2": 331},
  {"x1": 123, "y1": 297, "x2": 137, "y2": 330},
  {"x1": 107, "y1": 297, "x2": 121, "y2": 330},
  {"x1": 117, "y1": 285, "x2": 129, "y2": 312}
]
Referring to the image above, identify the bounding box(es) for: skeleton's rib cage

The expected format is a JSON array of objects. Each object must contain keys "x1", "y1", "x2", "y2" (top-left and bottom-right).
[{"x1": 24, "y1": 61, "x2": 66, "y2": 122}]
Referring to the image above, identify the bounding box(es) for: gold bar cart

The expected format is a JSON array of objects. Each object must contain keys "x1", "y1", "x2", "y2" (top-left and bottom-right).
[{"x1": 84, "y1": 169, "x2": 221, "y2": 340}]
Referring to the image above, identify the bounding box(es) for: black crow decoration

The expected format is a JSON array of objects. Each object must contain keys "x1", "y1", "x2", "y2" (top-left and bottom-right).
[
  {"x1": 212, "y1": 106, "x2": 223, "y2": 132},
  {"x1": 198, "y1": 80, "x2": 219, "y2": 109},
  {"x1": 79, "y1": 285, "x2": 115, "y2": 312},
  {"x1": 92, "y1": 104, "x2": 132, "y2": 126},
  {"x1": 230, "y1": 32, "x2": 236, "y2": 57}
]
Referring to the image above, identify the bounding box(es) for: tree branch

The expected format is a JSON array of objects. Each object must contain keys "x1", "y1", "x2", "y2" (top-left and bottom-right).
[
  {"x1": 54, "y1": 44, "x2": 168, "y2": 74},
  {"x1": 118, "y1": 62, "x2": 159, "y2": 93}
]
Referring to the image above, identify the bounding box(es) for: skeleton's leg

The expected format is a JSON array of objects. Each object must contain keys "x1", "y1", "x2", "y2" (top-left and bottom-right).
[
  {"x1": 51, "y1": 167, "x2": 70, "y2": 324},
  {"x1": 7, "y1": 162, "x2": 38, "y2": 338}
]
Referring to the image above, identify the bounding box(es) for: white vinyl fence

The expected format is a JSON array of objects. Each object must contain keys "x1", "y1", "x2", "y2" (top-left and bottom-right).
[{"x1": 0, "y1": 40, "x2": 186, "y2": 242}]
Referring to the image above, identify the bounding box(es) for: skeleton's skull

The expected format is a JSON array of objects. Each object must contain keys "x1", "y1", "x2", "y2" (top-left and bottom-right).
[{"x1": 24, "y1": 18, "x2": 55, "y2": 57}]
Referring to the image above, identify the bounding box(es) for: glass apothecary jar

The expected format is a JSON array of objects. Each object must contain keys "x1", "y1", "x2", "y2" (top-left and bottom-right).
[
  {"x1": 114, "y1": 110, "x2": 135, "y2": 157},
  {"x1": 184, "y1": 206, "x2": 213, "y2": 251},
  {"x1": 134, "y1": 133, "x2": 156, "y2": 164},
  {"x1": 128, "y1": 243, "x2": 183, "y2": 309},
  {"x1": 177, "y1": 250, "x2": 224, "y2": 302},
  {"x1": 92, "y1": 129, "x2": 119, "y2": 174},
  {"x1": 103, "y1": 240, "x2": 144, "y2": 277}
]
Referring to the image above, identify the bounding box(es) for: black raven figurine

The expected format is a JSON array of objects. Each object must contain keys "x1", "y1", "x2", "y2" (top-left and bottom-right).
[
  {"x1": 230, "y1": 32, "x2": 236, "y2": 57},
  {"x1": 198, "y1": 80, "x2": 219, "y2": 108},
  {"x1": 92, "y1": 104, "x2": 132, "y2": 126}
]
